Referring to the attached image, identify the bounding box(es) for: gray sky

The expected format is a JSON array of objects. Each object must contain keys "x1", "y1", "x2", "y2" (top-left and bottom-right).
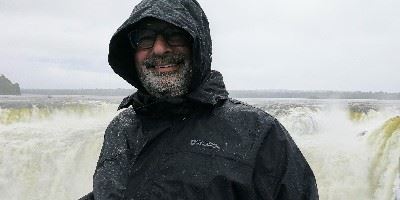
[{"x1": 1, "y1": 0, "x2": 399, "y2": 92}]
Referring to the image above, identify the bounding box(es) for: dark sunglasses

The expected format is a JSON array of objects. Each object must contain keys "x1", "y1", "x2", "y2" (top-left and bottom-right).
[{"x1": 128, "y1": 27, "x2": 192, "y2": 50}]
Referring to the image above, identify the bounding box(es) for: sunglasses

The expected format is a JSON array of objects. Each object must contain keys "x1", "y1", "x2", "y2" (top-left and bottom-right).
[{"x1": 128, "y1": 27, "x2": 192, "y2": 50}]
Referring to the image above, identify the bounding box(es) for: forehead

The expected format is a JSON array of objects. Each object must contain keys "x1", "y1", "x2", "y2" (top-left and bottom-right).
[{"x1": 135, "y1": 17, "x2": 178, "y2": 31}]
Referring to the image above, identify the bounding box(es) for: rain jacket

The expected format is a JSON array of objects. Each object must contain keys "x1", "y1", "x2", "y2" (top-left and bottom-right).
[{"x1": 80, "y1": 0, "x2": 318, "y2": 199}]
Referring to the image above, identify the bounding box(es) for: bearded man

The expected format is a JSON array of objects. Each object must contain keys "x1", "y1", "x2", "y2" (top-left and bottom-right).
[{"x1": 81, "y1": 0, "x2": 318, "y2": 199}]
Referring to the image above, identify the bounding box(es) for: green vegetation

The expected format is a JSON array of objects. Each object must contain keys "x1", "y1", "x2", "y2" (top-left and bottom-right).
[{"x1": 0, "y1": 74, "x2": 21, "y2": 95}]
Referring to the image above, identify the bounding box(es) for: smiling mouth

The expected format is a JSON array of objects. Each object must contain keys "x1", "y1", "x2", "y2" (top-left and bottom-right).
[
  {"x1": 146, "y1": 60, "x2": 184, "y2": 73},
  {"x1": 154, "y1": 64, "x2": 179, "y2": 72}
]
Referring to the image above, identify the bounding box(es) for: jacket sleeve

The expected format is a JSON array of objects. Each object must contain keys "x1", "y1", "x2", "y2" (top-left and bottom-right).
[
  {"x1": 253, "y1": 118, "x2": 318, "y2": 200},
  {"x1": 92, "y1": 115, "x2": 132, "y2": 200}
]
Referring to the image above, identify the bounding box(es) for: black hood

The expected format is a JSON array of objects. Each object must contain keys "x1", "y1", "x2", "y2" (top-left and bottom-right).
[{"x1": 108, "y1": 0, "x2": 212, "y2": 92}]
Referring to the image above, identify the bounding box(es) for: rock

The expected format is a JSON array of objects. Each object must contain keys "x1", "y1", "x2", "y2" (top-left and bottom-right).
[{"x1": 0, "y1": 74, "x2": 21, "y2": 95}]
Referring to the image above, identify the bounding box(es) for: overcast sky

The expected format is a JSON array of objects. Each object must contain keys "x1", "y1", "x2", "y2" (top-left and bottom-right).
[{"x1": 1, "y1": 0, "x2": 399, "y2": 92}]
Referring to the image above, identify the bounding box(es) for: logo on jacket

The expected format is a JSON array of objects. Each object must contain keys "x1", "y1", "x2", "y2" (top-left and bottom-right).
[{"x1": 190, "y1": 139, "x2": 220, "y2": 150}]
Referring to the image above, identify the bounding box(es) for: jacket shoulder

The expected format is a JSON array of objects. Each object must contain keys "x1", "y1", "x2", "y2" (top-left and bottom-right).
[
  {"x1": 99, "y1": 107, "x2": 139, "y2": 161},
  {"x1": 209, "y1": 98, "x2": 278, "y2": 158},
  {"x1": 105, "y1": 107, "x2": 139, "y2": 137},
  {"x1": 216, "y1": 98, "x2": 276, "y2": 124},
  {"x1": 110, "y1": 107, "x2": 137, "y2": 126}
]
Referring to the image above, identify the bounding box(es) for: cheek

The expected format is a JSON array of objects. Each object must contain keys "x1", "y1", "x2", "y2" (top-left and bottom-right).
[
  {"x1": 177, "y1": 46, "x2": 191, "y2": 57},
  {"x1": 134, "y1": 51, "x2": 149, "y2": 65}
]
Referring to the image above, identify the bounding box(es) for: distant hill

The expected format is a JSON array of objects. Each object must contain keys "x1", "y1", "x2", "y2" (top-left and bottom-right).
[
  {"x1": 0, "y1": 74, "x2": 21, "y2": 95},
  {"x1": 20, "y1": 89, "x2": 400, "y2": 100},
  {"x1": 229, "y1": 90, "x2": 400, "y2": 100}
]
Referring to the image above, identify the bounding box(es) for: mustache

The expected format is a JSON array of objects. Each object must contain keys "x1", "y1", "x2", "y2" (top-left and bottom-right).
[{"x1": 143, "y1": 54, "x2": 186, "y2": 68}]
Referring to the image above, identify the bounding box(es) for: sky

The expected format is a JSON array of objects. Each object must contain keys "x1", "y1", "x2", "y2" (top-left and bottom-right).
[{"x1": 0, "y1": 0, "x2": 399, "y2": 92}]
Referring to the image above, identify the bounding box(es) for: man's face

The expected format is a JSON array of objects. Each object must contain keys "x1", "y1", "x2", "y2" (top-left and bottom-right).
[{"x1": 131, "y1": 18, "x2": 192, "y2": 98}]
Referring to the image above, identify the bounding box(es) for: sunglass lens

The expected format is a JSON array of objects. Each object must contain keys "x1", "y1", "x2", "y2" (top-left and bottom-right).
[
  {"x1": 137, "y1": 37, "x2": 155, "y2": 49},
  {"x1": 167, "y1": 34, "x2": 188, "y2": 46},
  {"x1": 164, "y1": 29, "x2": 190, "y2": 46},
  {"x1": 130, "y1": 30, "x2": 156, "y2": 49}
]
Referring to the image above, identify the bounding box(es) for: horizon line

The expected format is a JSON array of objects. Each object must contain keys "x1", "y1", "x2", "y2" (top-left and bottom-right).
[{"x1": 20, "y1": 88, "x2": 400, "y2": 94}]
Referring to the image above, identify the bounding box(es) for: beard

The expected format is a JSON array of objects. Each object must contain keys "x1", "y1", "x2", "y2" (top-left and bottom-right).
[{"x1": 136, "y1": 53, "x2": 192, "y2": 98}]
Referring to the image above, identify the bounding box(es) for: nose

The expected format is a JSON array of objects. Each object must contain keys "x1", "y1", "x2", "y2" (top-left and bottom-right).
[{"x1": 151, "y1": 35, "x2": 172, "y2": 55}]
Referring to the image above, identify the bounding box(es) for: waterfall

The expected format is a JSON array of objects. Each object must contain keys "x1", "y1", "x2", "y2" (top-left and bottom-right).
[{"x1": 1, "y1": 97, "x2": 399, "y2": 199}]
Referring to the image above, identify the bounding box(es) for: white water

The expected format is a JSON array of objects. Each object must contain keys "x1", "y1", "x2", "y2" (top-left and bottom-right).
[{"x1": 0, "y1": 96, "x2": 399, "y2": 200}]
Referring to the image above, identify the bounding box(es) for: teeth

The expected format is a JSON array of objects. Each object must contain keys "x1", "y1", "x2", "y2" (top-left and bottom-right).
[{"x1": 156, "y1": 64, "x2": 175, "y2": 69}]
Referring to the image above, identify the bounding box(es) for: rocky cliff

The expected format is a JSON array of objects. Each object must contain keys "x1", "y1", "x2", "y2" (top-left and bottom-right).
[{"x1": 0, "y1": 74, "x2": 21, "y2": 95}]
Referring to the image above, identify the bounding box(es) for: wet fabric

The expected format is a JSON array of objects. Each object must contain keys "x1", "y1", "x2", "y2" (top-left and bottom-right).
[
  {"x1": 81, "y1": 0, "x2": 318, "y2": 199},
  {"x1": 88, "y1": 72, "x2": 318, "y2": 200},
  {"x1": 107, "y1": 0, "x2": 212, "y2": 93}
]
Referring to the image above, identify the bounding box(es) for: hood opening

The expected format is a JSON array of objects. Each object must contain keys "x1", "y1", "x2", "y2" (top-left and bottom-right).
[{"x1": 108, "y1": 0, "x2": 212, "y2": 96}]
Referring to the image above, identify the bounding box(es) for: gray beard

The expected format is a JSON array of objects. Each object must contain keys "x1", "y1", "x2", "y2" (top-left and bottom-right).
[{"x1": 138, "y1": 61, "x2": 192, "y2": 98}]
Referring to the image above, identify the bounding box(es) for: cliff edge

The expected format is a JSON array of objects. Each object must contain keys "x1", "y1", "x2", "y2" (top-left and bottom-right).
[{"x1": 0, "y1": 74, "x2": 21, "y2": 95}]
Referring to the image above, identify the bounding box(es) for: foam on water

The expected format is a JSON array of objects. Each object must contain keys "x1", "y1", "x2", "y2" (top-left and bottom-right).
[
  {"x1": 367, "y1": 116, "x2": 400, "y2": 200},
  {"x1": 0, "y1": 96, "x2": 119, "y2": 199},
  {"x1": 244, "y1": 98, "x2": 400, "y2": 200}
]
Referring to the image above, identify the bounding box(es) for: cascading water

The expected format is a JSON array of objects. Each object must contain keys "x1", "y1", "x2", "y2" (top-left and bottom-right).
[
  {"x1": 0, "y1": 96, "x2": 399, "y2": 200},
  {"x1": 0, "y1": 96, "x2": 119, "y2": 199},
  {"x1": 245, "y1": 98, "x2": 400, "y2": 200},
  {"x1": 367, "y1": 116, "x2": 400, "y2": 200}
]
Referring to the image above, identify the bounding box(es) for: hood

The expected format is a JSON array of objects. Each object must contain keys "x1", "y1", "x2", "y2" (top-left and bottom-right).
[{"x1": 108, "y1": 0, "x2": 212, "y2": 92}]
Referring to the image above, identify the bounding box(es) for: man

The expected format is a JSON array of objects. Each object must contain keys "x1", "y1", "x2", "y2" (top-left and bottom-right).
[{"x1": 81, "y1": 0, "x2": 318, "y2": 199}]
